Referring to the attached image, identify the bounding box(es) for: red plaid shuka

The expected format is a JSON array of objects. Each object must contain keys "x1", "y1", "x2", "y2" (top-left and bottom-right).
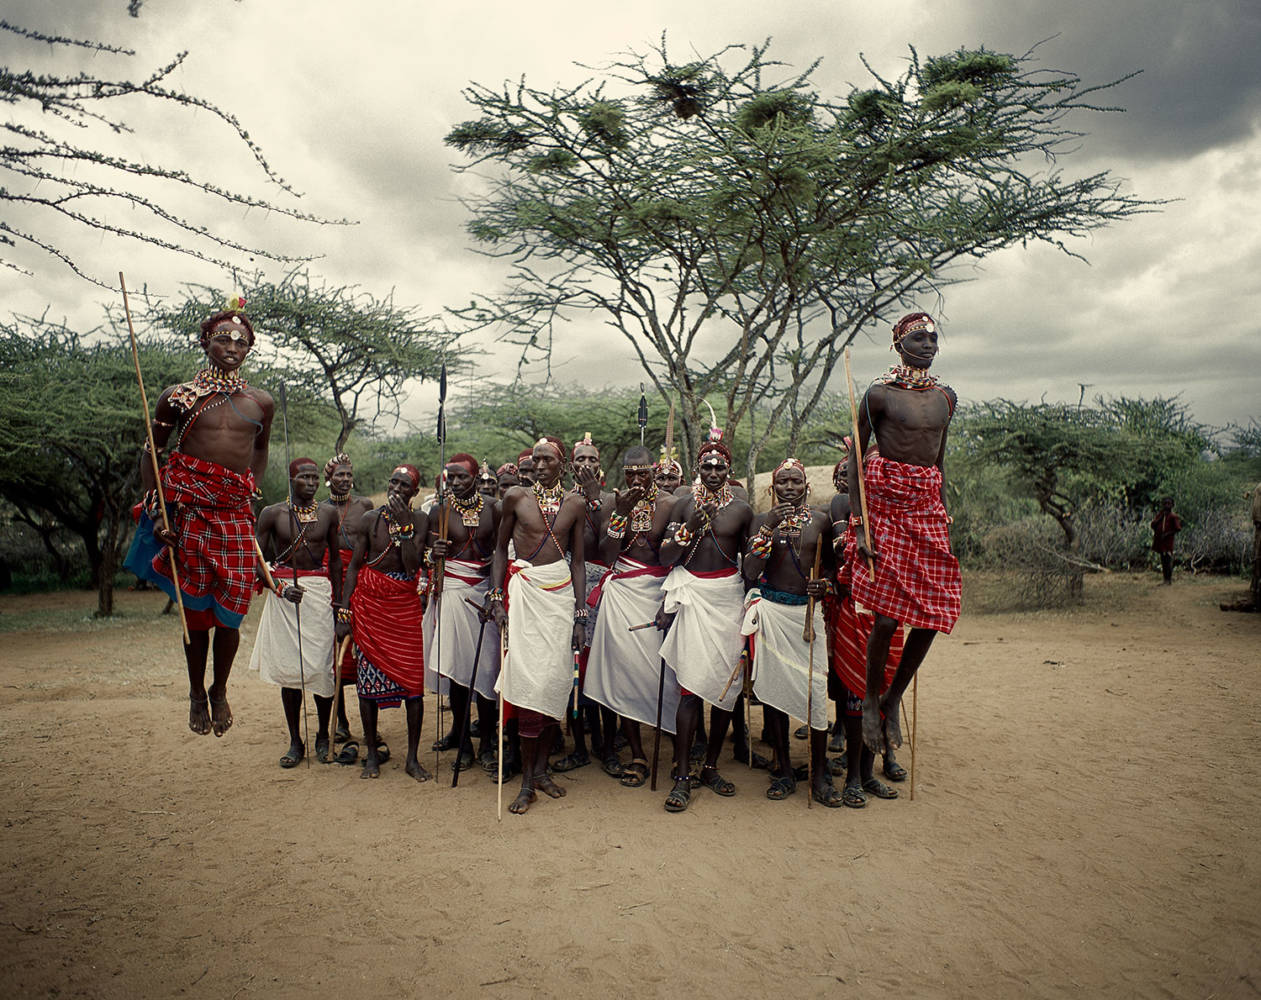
[
  {"x1": 840, "y1": 455, "x2": 961, "y2": 633},
  {"x1": 151, "y1": 452, "x2": 257, "y2": 629},
  {"x1": 825, "y1": 593, "x2": 904, "y2": 699},
  {"x1": 350, "y1": 566, "x2": 425, "y2": 698}
]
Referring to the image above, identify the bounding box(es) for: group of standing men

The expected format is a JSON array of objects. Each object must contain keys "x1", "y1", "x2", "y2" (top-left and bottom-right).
[{"x1": 128, "y1": 301, "x2": 961, "y2": 814}]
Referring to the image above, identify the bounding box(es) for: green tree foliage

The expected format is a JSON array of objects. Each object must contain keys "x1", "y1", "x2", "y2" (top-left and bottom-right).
[
  {"x1": 0, "y1": 19, "x2": 344, "y2": 285},
  {"x1": 447, "y1": 36, "x2": 1156, "y2": 482},
  {"x1": 151, "y1": 271, "x2": 457, "y2": 453},
  {"x1": 0, "y1": 314, "x2": 200, "y2": 615}
]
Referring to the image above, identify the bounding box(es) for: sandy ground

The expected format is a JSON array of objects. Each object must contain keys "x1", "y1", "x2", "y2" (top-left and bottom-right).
[{"x1": 1, "y1": 574, "x2": 1258, "y2": 999}]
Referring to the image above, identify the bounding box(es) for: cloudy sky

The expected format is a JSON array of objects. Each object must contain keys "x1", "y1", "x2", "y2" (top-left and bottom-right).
[{"x1": 3, "y1": 0, "x2": 1259, "y2": 433}]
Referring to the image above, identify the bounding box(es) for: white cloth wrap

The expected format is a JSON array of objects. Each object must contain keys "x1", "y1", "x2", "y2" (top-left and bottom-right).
[
  {"x1": 423, "y1": 558, "x2": 500, "y2": 701},
  {"x1": 741, "y1": 590, "x2": 828, "y2": 731},
  {"x1": 248, "y1": 574, "x2": 336, "y2": 698},
  {"x1": 659, "y1": 566, "x2": 745, "y2": 712},
  {"x1": 495, "y1": 558, "x2": 575, "y2": 721},
  {"x1": 586, "y1": 557, "x2": 679, "y2": 733}
]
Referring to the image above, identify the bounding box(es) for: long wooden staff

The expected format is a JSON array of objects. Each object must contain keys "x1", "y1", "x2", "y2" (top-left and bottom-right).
[
  {"x1": 805, "y1": 534, "x2": 823, "y2": 810},
  {"x1": 910, "y1": 677, "x2": 918, "y2": 801},
  {"x1": 497, "y1": 625, "x2": 508, "y2": 822},
  {"x1": 451, "y1": 597, "x2": 490, "y2": 788},
  {"x1": 328, "y1": 635, "x2": 350, "y2": 762},
  {"x1": 433, "y1": 363, "x2": 449, "y2": 772},
  {"x1": 843, "y1": 348, "x2": 876, "y2": 577},
  {"x1": 277, "y1": 384, "x2": 311, "y2": 768},
  {"x1": 650, "y1": 657, "x2": 666, "y2": 791},
  {"x1": 119, "y1": 272, "x2": 189, "y2": 643}
]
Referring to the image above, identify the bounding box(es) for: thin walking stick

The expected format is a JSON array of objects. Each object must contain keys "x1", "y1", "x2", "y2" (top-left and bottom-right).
[
  {"x1": 277, "y1": 384, "x2": 310, "y2": 768},
  {"x1": 452, "y1": 597, "x2": 489, "y2": 788},
  {"x1": 843, "y1": 349, "x2": 876, "y2": 578},
  {"x1": 650, "y1": 658, "x2": 666, "y2": 791},
  {"x1": 119, "y1": 272, "x2": 189, "y2": 643},
  {"x1": 327, "y1": 635, "x2": 349, "y2": 762},
  {"x1": 497, "y1": 626, "x2": 508, "y2": 822},
  {"x1": 910, "y1": 675, "x2": 918, "y2": 802},
  {"x1": 805, "y1": 535, "x2": 822, "y2": 809}
]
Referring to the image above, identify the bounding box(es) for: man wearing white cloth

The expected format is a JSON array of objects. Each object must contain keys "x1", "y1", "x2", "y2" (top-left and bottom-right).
[
  {"x1": 490, "y1": 436, "x2": 587, "y2": 815},
  {"x1": 250, "y1": 458, "x2": 342, "y2": 768},
  {"x1": 741, "y1": 458, "x2": 841, "y2": 806},
  {"x1": 586, "y1": 446, "x2": 679, "y2": 789},
  {"x1": 658, "y1": 438, "x2": 754, "y2": 813},
  {"x1": 424, "y1": 453, "x2": 501, "y2": 773}
]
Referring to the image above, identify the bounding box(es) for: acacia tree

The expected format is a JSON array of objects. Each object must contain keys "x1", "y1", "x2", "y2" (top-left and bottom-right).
[
  {"x1": 152, "y1": 271, "x2": 458, "y2": 452},
  {"x1": 447, "y1": 37, "x2": 1155, "y2": 482},
  {"x1": 1, "y1": 18, "x2": 343, "y2": 285},
  {"x1": 0, "y1": 314, "x2": 200, "y2": 616}
]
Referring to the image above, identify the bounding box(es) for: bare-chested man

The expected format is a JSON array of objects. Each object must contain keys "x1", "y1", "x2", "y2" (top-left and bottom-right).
[
  {"x1": 322, "y1": 453, "x2": 373, "y2": 753},
  {"x1": 848, "y1": 312, "x2": 962, "y2": 757},
  {"x1": 336, "y1": 465, "x2": 431, "y2": 782},
  {"x1": 128, "y1": 302, "x2": 273, "y2": 737},
  {"x1": 658, "y1": 438, "x2": 754, "y2": 812},
  {"x1": 515, "y1": 449, "x2": 536, "y2": 487},
  {"x1": 655, "y1": 456, "x2": 683, "y2": 496},
  {"x1": 490, "y1": 437, "x2": 587, "y2": 815},
  {"x1": 251, "y1": 458, "x2": 343, "y2": 766},
  {"x1": 495, "y1": 462, "x2": 520, "y2": 498},
  {"x1": 585, "y1": 446, "x2": 679, "y2": 789},
  {"x1": 741, "y1": 459, "x2": 839, "y2": 805},
  {"x1": 551, "y1": 435, "x2": 620, "y2": 775},
  {"x1": 425, "y1": 453, "x2": 501, "y2": 772}
]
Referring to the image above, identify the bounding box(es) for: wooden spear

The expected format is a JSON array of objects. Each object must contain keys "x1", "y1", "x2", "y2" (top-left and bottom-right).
[
  {"x1": 119, "y1": 272, "x2": 189, "y2": 643},
  {"x1": 805, "y1": 534, "x2": 822, "y2": 809}
]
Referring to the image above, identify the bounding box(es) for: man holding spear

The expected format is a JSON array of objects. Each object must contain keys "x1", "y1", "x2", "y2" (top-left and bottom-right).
[
  {"x1": 740, "y1": 458, "x2": 839, "y2": 806},
  {"x1": 127, "y1": 296, "x2": 274, "y2": 738},
  {"x1": 250, "y1": 458, "x2": 343, "y2": 767},
  {"x1": 847, "y1": 313, "x2": 961, "y2": 760}
]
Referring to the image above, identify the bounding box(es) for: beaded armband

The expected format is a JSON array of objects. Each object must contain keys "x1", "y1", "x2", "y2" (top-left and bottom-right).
[
  {"x1": 606, "y1": 511, "x2": 629, "y2": 539},
  {"x1": 749, "y1": 527, "x2": 773, "y2": 559}
]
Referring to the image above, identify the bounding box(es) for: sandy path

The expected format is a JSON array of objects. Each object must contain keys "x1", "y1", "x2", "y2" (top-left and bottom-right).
[{"x1": 1, "y1": 576, "x2": 1257, "y2": 999}]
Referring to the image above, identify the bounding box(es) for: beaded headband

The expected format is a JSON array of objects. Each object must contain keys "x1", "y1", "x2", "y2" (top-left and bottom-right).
[
  {"x1": 892, "y1": 311, "x2": 936, "y2": 346},
  {"x1": 392, "y1": 465, "x2": 420, "y2": 488}
]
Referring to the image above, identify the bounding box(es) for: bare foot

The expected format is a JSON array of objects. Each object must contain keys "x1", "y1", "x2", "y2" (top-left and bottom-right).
[
  {"x1": 508, "y1": 786, "x2": 537, "y2": 814},
  {"x1": 881, "y1": 701, "x2": 903, "y2": 752},
  {"x1": 189, "y1": 694, "x2": 211, "y2": 736},
  {"x1": 861, "y1": 698, "x2": 883, "y2": 753},
  {"x1": 208, "y1": 687, "x2": 233, "y2": 738},
  {"x1": 534, "y1": 774, "x2": 567, "y2": 799},
  {"x1": 361, "y1": 753, "x2": 381, "y2": 779},
  {"x1": 404, "y1": 758, "x2": 432, "y2": 782}
]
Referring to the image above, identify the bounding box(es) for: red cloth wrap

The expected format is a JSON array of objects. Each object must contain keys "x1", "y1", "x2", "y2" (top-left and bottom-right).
[
  {"x1": 154, "y1": 452, "x2": 257, "y2": 626},
  {"x1": 350, "y1": 566, "x2": 425, "y2": 697},
  {"x1": 840, "y1": 455, "x2": 961, "y2": 633},
  {"x1": 826, "y1": 593, "x2": 903, "y2": 699}
]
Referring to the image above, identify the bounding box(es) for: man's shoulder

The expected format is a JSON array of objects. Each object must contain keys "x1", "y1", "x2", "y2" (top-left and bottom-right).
[{"x1": 243, "y1": 385, "x2": 274, "y2": 406}]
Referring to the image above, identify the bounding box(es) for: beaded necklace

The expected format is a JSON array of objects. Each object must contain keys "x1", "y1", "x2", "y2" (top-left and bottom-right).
[
  {"x1": 630, "y1": 483, "x2": 659, "y2": 533},
  {"x1": 449, "y1": 489, "x2": 485, "y2": 528},
  {"x1": 532, "y1": 479, "x2": 566, "y2": 518},
  {"x1": 776, "y1": 503, "x2": 812, "y2": 539},
  {"x1": 169, "y1": 366, "x2": 247, "y2": 412},
  {"x1": 290, "y1": 498, "x2": 320, "y2": 524},
  {"x1": 879, "y1": 363, "x2": 939, "y2": 390},
  {"x1": 692, "y1": 481, "x2": 735, "y2": 510}
]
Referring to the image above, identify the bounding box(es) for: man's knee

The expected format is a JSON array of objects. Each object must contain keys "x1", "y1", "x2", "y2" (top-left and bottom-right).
[{"x1": 871, "y1": 614, "x2": 899, "y2": 640}]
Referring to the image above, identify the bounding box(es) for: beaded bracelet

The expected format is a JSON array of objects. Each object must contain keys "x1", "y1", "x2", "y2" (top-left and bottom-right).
[
  {"x1": 606, "y1": 511, "x2": 629, "y2": 539},
  {"x1": 335, "y1": 606, "x2": 353, "y2": 624},
  {"x1": 585, "y1": 495, "x2": 601, "y2": 512},
  {"x1": 673, "y1": 524, "x2": 694, "y2": 547},
  {"x1": 487, "y1": 587, "x2": 505, "y2": 604},
  {"x1": 390, "y1": 521, "x2": 415, "y2": 539},
  {"x1": 573, "y1": 607, "x2": 589, "y2": 622},
  {"x1": 849, "y1": 514, "x2": 864, "y2": 527},
  {"x1": 749, "y1": 531, "x2": 773, "y2": 559}
]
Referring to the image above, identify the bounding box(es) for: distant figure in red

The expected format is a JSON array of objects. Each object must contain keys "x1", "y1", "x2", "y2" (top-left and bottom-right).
[{"x1": 1151, "y1": 496, "x2": 1182, "y2": 585}]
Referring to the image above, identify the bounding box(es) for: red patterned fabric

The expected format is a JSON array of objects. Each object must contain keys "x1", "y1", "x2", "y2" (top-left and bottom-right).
[
  {"x1": 841, "y1": 455, "x2": 960, "y2": 632},
  {"x1": 826, "y1": 593, "x2": 903, "y2": 699},
  {"x1": 152, "y1": 452, "x2": 256, "y2": 627},
  {"x1": 350, "y1": 566, "x2": 424, "y2": 697}
]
